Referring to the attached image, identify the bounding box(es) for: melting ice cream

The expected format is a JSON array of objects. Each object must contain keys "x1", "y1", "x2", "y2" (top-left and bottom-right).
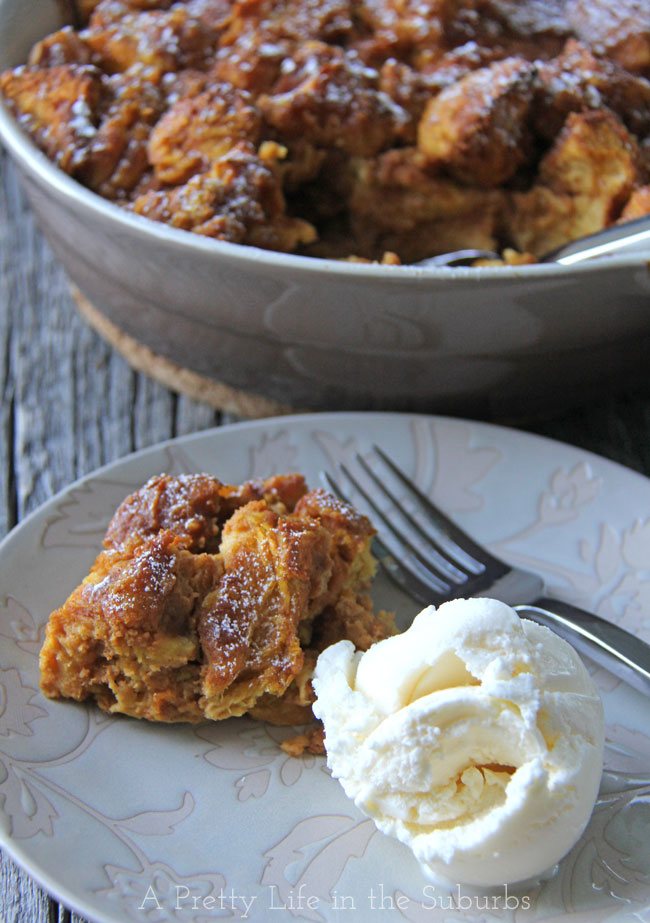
[{"x1": 312, "y1": 598, "x2": 604, "y2": 886}]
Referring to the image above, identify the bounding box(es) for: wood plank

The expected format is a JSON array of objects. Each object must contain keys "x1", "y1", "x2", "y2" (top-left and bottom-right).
[
  {"x1": 0, "y1": 851, "x2": 55, "y2": 923},
  {"x1": 0, "y1": 151, "x2": 18, "y2": 540},
  {"x1": 528, "y1": 391, "x2": 650, "y2": 477}
]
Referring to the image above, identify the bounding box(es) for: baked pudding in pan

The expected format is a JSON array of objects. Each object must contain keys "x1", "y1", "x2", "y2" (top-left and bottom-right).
[{"x1": 2, "y1": 0, "x2": 649, "y2": 263}]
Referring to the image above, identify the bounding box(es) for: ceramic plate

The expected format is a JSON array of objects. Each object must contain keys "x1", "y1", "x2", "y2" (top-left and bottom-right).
[{"x1": 1, "y1": 412, "x2": 648, "y2": 923}]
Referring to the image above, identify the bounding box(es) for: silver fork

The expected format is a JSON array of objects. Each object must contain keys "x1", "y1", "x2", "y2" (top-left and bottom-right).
[{"x1": 323, "y1": 445, "x2": 650, "y2": 697}]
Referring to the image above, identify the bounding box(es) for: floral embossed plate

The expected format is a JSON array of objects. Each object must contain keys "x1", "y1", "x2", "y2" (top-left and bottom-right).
[{"x1": 1, "y1": 412, "x2": 649, "y2": 923}]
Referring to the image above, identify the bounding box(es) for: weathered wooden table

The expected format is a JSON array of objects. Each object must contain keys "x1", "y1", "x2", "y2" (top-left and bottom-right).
[{"x1": 2, "y1": 145, "x2": 650, "y2": 923}]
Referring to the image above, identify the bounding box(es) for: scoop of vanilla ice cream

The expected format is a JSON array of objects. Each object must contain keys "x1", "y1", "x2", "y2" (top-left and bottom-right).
[{"x1": 312, "y1": 598, "x2": 604, "y2": 887}]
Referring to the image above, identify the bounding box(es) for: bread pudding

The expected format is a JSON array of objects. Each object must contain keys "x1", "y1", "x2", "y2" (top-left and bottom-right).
[
  {"x1": 2, "y1": 0, "x2": 650, "y2": 263},
  {"x1": 40, "y1": 472, "x2": 394, "y2": 729}
]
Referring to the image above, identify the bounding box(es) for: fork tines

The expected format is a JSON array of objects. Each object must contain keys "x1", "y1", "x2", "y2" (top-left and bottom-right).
[{"x1": 323, "y1": 445, "x2": 508, "y2": 606}]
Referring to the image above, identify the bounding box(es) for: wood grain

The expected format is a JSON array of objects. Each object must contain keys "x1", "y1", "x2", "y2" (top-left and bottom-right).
[{"x1": 1, "y1": 143, "x2": 650, "y2": 922}]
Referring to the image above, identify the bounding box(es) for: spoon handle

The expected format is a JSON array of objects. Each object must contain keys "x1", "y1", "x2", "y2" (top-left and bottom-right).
[{"x1": 546, "y1": 215, "x2": 650, "y2": 265}]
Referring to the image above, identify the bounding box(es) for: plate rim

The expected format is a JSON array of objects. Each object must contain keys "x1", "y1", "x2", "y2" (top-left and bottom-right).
[
  {"x1": 1, "y1": 409, "x2": 649, "y2": 923},
  {"x1": 3, "y1": 409, "x2": 650, "y2": 557}
]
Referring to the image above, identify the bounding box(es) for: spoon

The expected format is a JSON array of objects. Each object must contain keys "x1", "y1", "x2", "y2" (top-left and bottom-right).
[{"x1": 417, "y1": 214, "x2": 650, "y2": 267}]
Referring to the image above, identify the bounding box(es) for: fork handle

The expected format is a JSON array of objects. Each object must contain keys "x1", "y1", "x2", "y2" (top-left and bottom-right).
[{"x1": 517, "y1": 597, "x2": 650, "y2": 697}]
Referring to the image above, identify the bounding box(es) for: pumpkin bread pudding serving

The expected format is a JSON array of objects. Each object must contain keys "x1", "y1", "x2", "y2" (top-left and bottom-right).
[{"x1": 39, "y1": 472, "x2": 394, "y2": 740}]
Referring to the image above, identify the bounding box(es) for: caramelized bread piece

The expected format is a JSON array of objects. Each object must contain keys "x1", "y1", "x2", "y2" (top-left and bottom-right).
[
  {"x1": 131, "y1": 142, "x2": 317, "y2": 250},
  {"x1": 249, "y1": 590, "x2": 396, "y2": 726},
  {"x1": 567, "y1": 0, "x2": 650, "y2": 75},
  {"x1": 417, "y1": 57, "x2": 536, "y2": 187},
  {"x1": 216, "y1": 0, "x2": 355, "y2": 55},
  {"x1": 438, "y1": 0, "x2": 570, "y2": 60},
  {"x1": 219, "y1": 472, "x2": 308, "y2": 516},
  {"x1": 39, "y1": 531, "x2": 223, "y2": 722},
  {"x1": 536, "y1": 109, "x2": 643, "y2": 198},
  {"x1": 0, "y1": 64, "x2": 102, "y2": 174},
  {"x1": 104, "y1": 472, "x2": 226, "y2": 551},
  {"x1": 619, "y1": 184, "x2": 650, "y2": 220},
  {"x1": 292, "y1": 489, "x2": 377, "y2": 609},
  {"x1": 77, "y1": 69, "x2": 167, "y2": 198},
  {"x1": 104, "y1": 471, "x2": 308, "y2": 552},
  {"x1": 147, "y1": 81, "x2": 262, "y2": 184},
  {"x1": 349, "y1": 147, "x2": 503, "y2": 260},
  {"x1": 27, "y1": 26, "x2": 93, "y2": 67},
  {"x1": 81, "y1": 3, "x2": 217, "y2": 74},
  {"x1": 257, "y1": 41, "x2": 410, "y2": 158},
  {"x1": 280, "y1": 725, "x2": 326, "y2": 757},
  {"x1": 198, "y1": 499, "x2": 333, "y2": 719},
  {"x1": 507, "y1": 109, "x2": 644, "y2": 255},
  {"x1": 532, "y1": 40, "x2": 650, "y2": 142}
]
